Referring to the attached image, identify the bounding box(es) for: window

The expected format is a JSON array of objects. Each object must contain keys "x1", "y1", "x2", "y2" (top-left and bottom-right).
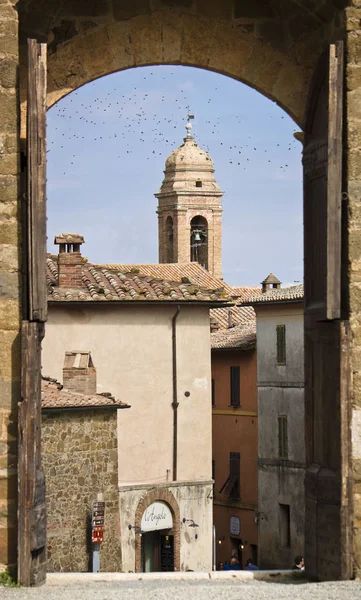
[
  {"x1": 279, "y1": 504, "x2": 291, "y2": 547},
  {"x1": 227, "y1": 452, "x2": 240, "y2": 499},
  {"x1": 195, "y1": 180, "x2": 202, "y2": 187},
  {"x1": 276, "y1": 324, "x2": 286, "y2": 365},
  {"x1": 230, "y1": 366, "x2": 240, "y2": 407},
  {"x1": 278, "y1": 415, "x2": 288, "y2": 460},
  {"x1": 212, "y1": 459, "x2": 215, "y2": 481},
  {"x1": 212, "y1": 378, "x2": 215, "y2": 407}
]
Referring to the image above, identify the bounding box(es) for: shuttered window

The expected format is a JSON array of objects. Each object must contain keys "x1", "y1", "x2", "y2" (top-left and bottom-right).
[
  {"x1": 212, "y1": 459, "x2": 215, "y2": 481},
  {"x1": 212, "y1": 378, "x2": 215, "y2": 407},
  {"x1": 227, "y1": 452, "x2": 240, "y2": 499},
  {"x1": 230, "y1": 366, "x2": 240, "y2": 407},
  {"x1": 278, "y1": 415, "x2": 288, "y2": 460},
  {"x1": 276, "y1": 325, "x2": 286, "y2": 365},
  {"x1": 279, "y1": 504, "x2": 291, "y2": 547}
]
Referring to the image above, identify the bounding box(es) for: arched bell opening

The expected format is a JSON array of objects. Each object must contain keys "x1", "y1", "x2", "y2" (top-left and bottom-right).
[
  {"x1": 165, "y1": 216, "x2": 174, "y2": 264},
  {"x1": 190, "y1": 216, "x2": 208, "y2": 270}
]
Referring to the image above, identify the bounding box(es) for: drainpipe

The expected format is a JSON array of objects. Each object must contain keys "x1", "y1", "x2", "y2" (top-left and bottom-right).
[{"x1": 172, "y1": 305, "x2": 180, "y2": 481}]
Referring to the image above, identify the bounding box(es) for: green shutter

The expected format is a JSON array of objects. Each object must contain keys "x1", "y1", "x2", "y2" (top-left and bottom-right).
[{"x1": 276, "y1": 325, "x2": 286, "y2": 365}]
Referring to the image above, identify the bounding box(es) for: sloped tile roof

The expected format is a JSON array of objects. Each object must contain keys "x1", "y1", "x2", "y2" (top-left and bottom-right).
[
  {"x1": 97, "y1": 263, "x2": 233, "y2": 292},
  {"x1": 210, "y1": 286, "x2": 257, "y2": 350},
  {"x1": 211, "y1": 325, "x2": 256, "y2": 350},
  {"x1": 47, "y1": 256, "x2": 230, "y2": 304},
  {"x1": 210, "y1": 305, "x2": 256, "y2": 330},
  {"x1": 241, "y1": 284, "x2": 304, "y2": 305},
  {"x1": 41, "y1": 377, "x2": 130, "y2": 410},
  {"x1": 229, "y1": 286, "x2": 261, "y2": 300}
]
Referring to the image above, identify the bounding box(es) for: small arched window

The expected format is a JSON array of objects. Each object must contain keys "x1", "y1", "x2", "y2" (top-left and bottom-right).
[
  {"x1": 190, "y1": 216, "x2": 208, "y2": 270},
  {"x1": 166, "y1": 216, "x2": 174, "y2": 263}
]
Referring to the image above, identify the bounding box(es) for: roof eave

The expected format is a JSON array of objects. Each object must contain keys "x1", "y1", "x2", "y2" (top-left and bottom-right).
[
  {"x1": 241, "y1": 298, "x2": 304, "y2": 308},
  {"x1": 42, "y1": 403, "x2": 131, "y2": 413},
  {"x1": 48, "y1": 300, "x2": 233, "y2": 308}
]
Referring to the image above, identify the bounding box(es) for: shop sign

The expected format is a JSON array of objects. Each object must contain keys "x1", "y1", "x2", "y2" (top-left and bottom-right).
[
  {"x1": 230, "y1": 516, "x2": 240, "y2": 536},
  {"x1": 141, "y1": 501, "x2": 173, "y2": 532}
]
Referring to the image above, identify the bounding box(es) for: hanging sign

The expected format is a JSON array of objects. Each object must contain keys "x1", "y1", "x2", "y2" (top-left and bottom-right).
[
  {"x1": 141, "y1": 501, "x2": 173, "y2": 532},
  {"x1": 230, "y1": 516, "x2": 240, "y2": 536},
  {"x1": 92, "y1": 501, "x2": 105, "y2": 543}
]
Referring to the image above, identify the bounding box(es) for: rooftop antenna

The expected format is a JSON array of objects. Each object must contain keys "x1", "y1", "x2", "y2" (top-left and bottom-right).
[{"x1": 185, "y1": 110, "x2": 195, "y2": 138}]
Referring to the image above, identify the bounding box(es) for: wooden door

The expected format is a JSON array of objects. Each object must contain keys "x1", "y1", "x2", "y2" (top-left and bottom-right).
[
  {"x1": 18, "y1": 39, "x2": 47, "y2": 587},
  {"x1": 303, "y1": 41, "x2": 353, "y2": 580}
]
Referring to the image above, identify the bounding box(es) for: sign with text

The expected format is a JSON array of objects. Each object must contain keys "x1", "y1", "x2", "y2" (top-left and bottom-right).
[
  {"x1": 230, "y1": 516, "x2": 240, "y2": 537},
  {"x1": 92, "y1": 501, "x2": 105, "y2": 544},
  {"x1": 141, "y1": 501, "x2": 173, "y2": 532}
]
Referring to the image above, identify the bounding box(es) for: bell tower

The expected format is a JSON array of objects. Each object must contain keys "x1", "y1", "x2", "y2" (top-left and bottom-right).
[{"x1": 155, "y1": 121, "x2": 223, "y2": 279}]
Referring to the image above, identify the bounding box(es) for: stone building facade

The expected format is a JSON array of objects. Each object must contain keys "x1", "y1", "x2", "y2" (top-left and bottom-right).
[
  {"x1": 1, "y1": 0, "x2": 361, "y2": 583},
  {"x1": 41, "y1": 366, "x2": 130, "y2": 572},
  {"x1": 242, "y1": 280, "x2": 305, "y2": 569},
  {"x1": 156, "y1": 122, "x2": 223, "y2": 279}
]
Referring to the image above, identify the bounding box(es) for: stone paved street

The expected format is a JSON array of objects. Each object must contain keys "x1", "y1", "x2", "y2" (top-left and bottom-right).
[{"x1": 1, "y1": 579, "x2": 361, "y2": 600}]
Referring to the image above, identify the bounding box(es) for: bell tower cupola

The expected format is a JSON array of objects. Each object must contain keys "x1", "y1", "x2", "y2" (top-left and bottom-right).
[{"x1": 155, "y1": 119, "x2": 223, "y2": 279}]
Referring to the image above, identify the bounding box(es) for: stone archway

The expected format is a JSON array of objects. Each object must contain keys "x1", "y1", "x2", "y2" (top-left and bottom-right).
[
  {"x1": 1, "y1": 0, "x2": 361, "y2": 583},
  {"x1": 134, "y1": 488, "x2": 180, "y2": 573}
]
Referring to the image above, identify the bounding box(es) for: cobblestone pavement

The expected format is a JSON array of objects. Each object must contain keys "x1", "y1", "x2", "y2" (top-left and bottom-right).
[{"x1": 1, "y1": 579, "x2": 361, "y2": 600}]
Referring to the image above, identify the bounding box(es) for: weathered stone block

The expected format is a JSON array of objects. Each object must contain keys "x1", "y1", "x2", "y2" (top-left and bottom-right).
[
  {"x1": 130, "y1": 13, "x2": 163, "y2": 66},
  {"x1": 181, "y1": 14, "x2": 216, "y2": 66},
  {"x1": 0, "y1": 55, "x2": 17, "y2": 88},
  {"x1": 0, "y1": 91, "x2": 18, "y2": 133},
  {"x1": 71, "y1": 28, "x2": 118, "y2": 79},
  {"x1": 0, "y1": 18, "x2": 18, "y2": 55},
  {"x1": 0, "y1": 329, "x2": 20, "y2": 381},
  {"x1": 106, "y1": 20, "x2": 136, "y2": 69}
]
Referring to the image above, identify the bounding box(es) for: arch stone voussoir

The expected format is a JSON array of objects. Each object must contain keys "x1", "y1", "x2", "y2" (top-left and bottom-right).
[{"x1": 46, "y1": 11, "x2": 312, "y2": 125}]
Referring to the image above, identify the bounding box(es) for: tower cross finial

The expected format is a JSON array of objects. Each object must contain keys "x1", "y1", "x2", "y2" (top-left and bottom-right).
[{"x1": 186, "y1": 111, "x2": 195, "y2": 138}]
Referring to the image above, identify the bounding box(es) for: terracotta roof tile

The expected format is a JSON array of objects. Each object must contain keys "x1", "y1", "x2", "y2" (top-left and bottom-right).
[
  {"x1": 241, "y1": 284, "x2": 304, "y2": 305},
  {"x1": 210, "y1": 285, "x2": 257, "y2": 350},
  {"x1": 41, "y1": 377, "x2": 130, "y2": 410},
  {"x1": 211, "y1": 325, "x2": 256, "y2": 350},
  {"x1": 47, "y1": 256, "x2": 230, "y2": 304}
]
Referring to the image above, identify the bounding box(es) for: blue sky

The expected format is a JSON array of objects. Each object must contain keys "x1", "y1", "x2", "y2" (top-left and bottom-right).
[{"x1": 47, "y1": 65, "x2": 303, "y2": 287}]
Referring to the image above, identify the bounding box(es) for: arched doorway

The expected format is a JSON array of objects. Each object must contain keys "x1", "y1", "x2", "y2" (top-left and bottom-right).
[
  {"x1": 2, "y1": 0, "x2": 357, "y2": 585},
  {"x1": 134, "y1": 489, "x2": 180, "y2": 573}
]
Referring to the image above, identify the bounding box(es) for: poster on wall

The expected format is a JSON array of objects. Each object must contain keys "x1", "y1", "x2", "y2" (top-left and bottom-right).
[{"x1": 230, "y1": 516, "x2": 240, "y2": 537}]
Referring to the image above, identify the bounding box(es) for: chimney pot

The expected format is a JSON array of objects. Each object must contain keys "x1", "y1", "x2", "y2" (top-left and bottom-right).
[
  {"x1": 54, "y1": 233, "x2": 85, "y2": 288},
  {"x1": 63, "y1": 351, "x2": 96, "y2": 395}
]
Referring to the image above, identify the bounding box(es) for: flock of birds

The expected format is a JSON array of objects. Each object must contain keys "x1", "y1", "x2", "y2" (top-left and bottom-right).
[{"x1": 47, "y1": 68, "x2": 301, "y2": 178}]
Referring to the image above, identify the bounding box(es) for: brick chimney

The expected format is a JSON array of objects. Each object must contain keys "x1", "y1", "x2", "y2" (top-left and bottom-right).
[
  {"x1": 63, "y1": 351, "x2": 96, "y2": 395},
  {"x1": 54, "y1": 233, "x2": 85, "y2": 289},
  {"x1": 261, "y1": 273, "x2": 281, "y2": 294}
]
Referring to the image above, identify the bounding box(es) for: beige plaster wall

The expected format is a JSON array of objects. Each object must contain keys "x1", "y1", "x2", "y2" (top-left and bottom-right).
[{"x1": 42, "y1": 304, "x2": 212, "y2": 485}]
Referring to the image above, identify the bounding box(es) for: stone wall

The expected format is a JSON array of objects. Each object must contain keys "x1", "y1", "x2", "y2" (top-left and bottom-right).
[
  {"x1": 0, "y1": 0, "x2": 20, "y2": 572},
  {"x1": 346, "y1": 1, "x2": 361, "y2": 579},
  {"x1": 41, "y1": 408, "x2": 121, "y2": 572}
]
